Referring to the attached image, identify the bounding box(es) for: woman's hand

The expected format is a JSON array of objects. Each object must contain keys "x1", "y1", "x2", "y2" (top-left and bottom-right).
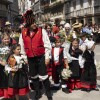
[
  {"x1": 11, "y1": 67, "x2": 18, "y2": 72},
  {"x1": 0, "y1": 61, "x2": 7, "y2": 66}
]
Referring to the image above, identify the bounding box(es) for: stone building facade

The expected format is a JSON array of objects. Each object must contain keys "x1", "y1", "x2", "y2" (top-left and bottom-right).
[
  {"x1": 0, "y1": 0, "x2": 19, "y2": 28},
  {"x1": 41, "y1": 0, "x2": 65, "y2": 22},
  {"x1": 27, "y1": 0, "x2": 100, "y2": 25},
  {"x1": 65, "y1": 0, "x2": 100, "y2": 25}
]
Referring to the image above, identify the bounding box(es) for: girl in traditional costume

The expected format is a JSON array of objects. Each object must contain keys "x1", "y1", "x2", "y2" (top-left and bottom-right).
[
  {"x1": 6, "y1": 44, "x2": 30, "y2": 100},
  {"x1": 0, "y1": 33, "x2": 12, "y2": 99},
  {"x1": 67, "y1": 39, "x2": 83, "y2": 92}
]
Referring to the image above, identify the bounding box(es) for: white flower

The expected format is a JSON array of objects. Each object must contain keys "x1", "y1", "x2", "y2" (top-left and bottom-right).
[
  {"x1": 0, "y1": 46, "x2": 10, "y2": 54},
  {"x1": 61, "y1": 68, "x2": 72, "y2": 79},
  {"x1": 96, "y1": 62, "x2": 100, "y2": 69}
]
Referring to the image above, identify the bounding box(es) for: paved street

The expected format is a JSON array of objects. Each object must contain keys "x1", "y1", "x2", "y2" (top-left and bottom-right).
[
  {"x1": 0, "y1": 0, "x2": 100, "y2": 100},
  {"x1": 18, "y1": 45, "x2": 100, "y2": 100}
]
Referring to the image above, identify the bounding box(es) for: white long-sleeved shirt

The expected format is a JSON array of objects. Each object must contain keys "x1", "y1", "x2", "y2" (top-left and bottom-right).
[
  {"x1": 63, "y1": 41, "x2": 79, "y2": 63},
  {"x1": 53, "y1": 47, "x2": 67, "y2": 63},
  {"x1": 19, "y1": 29, "x2": 52, "y2": 60},
  {"x1": 5, "y1": 54, "x2": 28, "y2": 73},
  {"x1": 79, "y1": 38, "x2": 89, "y2": 52}
]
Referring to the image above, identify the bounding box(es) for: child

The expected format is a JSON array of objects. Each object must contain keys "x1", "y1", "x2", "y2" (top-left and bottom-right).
[
  {"x1": 51, "y1": 35, "x2": 70, "y2": 93},
  {"x1": 6, "y1": 44, "x2": 30, "y2": 100},
  {"x1": 81, "y1": 41, "x2": 98, "y2": 92},
  {"x1": 0, "y1": 33, "x2": 11, "y2": 99},
  {"x1": 67, "y1": 39, "x2": 83, "y2": 92}
]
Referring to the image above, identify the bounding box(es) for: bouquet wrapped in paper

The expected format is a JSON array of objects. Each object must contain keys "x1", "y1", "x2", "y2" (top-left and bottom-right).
[
  {"x1": 0, "y1": 46, "x2": 10, "y2": 62},
  {"x1": 96, "y1": 62, "x2": 100, "y2": 69},
  {"x1": 61, "y1": 68, "x2": 72, "y2": 80}
]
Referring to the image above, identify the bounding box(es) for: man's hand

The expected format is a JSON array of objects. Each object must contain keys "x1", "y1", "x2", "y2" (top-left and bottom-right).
[{"x1": 45, "y1": 59, "x2": 50, "y2": 66}]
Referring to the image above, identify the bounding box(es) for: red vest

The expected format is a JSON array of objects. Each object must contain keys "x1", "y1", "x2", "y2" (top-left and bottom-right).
[{"x1": 22, "y1": 28, "x2": 45, "y2": 57}]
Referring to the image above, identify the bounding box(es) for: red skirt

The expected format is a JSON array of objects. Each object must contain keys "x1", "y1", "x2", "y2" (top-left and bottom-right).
[
  {"x1": 5, "y1": 87, "x2": 29, "y2": 98},
  {"x1": 81, "y1": 82, "x2": 96, "y2": 89},
  {"x1": 0, "y1": 88, "x2": 8, "y2": 98},
  {"x1": 67, "y1": 78, "x2": 81, "y2": 91},
  {"x1": 0, "y1": 89, "x2": 4, "y2": 97}
]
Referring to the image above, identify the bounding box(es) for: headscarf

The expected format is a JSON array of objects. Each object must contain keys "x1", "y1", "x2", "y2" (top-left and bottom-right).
[{"x1": 86, "y1": 40, "x2": 95, "y2": 49}]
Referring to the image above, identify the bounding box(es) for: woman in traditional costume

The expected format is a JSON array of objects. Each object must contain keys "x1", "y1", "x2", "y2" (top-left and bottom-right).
[{"x1": 81, "y1": 41, "x2": 99, "y2": 92}]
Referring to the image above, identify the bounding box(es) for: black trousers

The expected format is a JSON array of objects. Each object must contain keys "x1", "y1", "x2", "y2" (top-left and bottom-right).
[
  {"x1": 28, "y1": 55, "x2": 52, "y2": 99},
  {"x1": 28, "y1": 55, "x2": 48, "y2": 78}
]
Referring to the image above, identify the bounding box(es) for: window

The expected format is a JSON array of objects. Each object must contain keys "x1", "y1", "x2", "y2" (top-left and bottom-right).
[
  {"x1": 80, "y1": 0, "x2": 83, "y2": 7},
  {"x1": 88, "y1": 0, "x2": 92, "y2": 6},
  {"x1": 73, "y1": 0, "x2": 76, "y2": 9}
]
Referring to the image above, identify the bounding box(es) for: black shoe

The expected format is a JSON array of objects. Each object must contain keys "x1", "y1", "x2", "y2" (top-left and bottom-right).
[
  {"x1": 86, "y1": 89, "x2": 91, "y2": 92},
  {"x1": 50, "y1": 86, "x2": 60, "y2": 90},
  {"x1": 62, "y1": 88, "x2": 70, "y2": 93},
  {"x1": 81, "y1": 88, "x2": 86, "y2": 91},
  {"x1": 34, "y1": 91, "x2": 42, "y2": 100},
  {"x1": 92, "y1": 88, "x2": 99, "y2": 91},
  {"x1": 81, "y1": 88, "x2": 91, "y2": 92},
  {"x1": 74, "y1": 88, "x2": 79, "y2": 90}
]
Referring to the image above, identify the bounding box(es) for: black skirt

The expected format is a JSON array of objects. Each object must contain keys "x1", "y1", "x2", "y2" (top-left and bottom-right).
[
  {"x1": 8, "y1": 69, "x2": 28, "y2": 89},
  {"x1": 69, "y1": 60, "x2": 81, "y2": 78},
  {"x1": 81, "y1": 62, "x2": 97, "y2": 84},
  {"x1": 0, "y1": 65, "x2": 8, "y2": 88}
]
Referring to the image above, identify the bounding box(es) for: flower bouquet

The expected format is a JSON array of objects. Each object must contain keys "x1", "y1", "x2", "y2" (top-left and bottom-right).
[
  {"x1": 0, "y1": 46, "x2": 10, "y2": 62},
  {"x1": 61, "y1": 68, "x2": 72, "y2": 80},
  {"x1": 96, "y1": 62, "x2": 100, "y2": 70}
]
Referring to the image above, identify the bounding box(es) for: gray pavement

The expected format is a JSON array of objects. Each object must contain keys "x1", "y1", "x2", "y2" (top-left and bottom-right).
[{"x1": 19, "y1": 45, "x2": 100, "y2": 100}]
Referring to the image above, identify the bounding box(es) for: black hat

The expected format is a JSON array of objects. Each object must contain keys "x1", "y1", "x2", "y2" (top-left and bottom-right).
[{"x1": 23, "y1": 9, "x2": 35, "y2": 26}]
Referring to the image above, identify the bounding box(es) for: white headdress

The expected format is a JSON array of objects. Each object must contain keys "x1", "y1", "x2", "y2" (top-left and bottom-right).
[
  {"x1": 5, "y1": 21, "x2": 11, "y2": 25},
  {"x1": 86, "y1": 41, "x2": 95, "y2": 49},
  {"x1": 64, "y1": 23, "x2": 71, "y2": 28}
]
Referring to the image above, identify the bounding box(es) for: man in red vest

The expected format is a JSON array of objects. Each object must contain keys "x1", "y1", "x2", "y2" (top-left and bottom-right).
[{"x1": 19, "y1": 10, "x2": 52, "y2": 100}]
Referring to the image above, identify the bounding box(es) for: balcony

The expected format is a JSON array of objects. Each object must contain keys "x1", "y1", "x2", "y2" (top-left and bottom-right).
[
  {"x1": 70, "y1": 7, "x2": 93, "y2": 18},
  {"x1": 0, "y1": 0, "x2": 13, "y2": 4},
  {"x1": 50, "y1": 0, "x2": 65, "y2": 7}
]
